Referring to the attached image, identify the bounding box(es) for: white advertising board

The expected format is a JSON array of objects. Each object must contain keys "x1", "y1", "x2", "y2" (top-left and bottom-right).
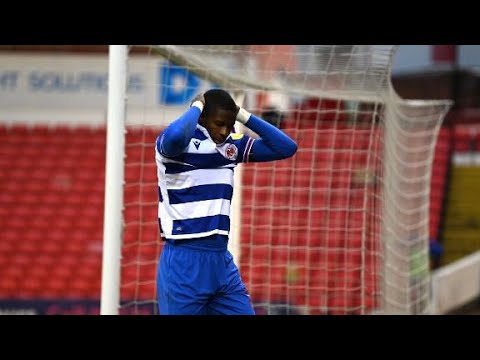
[{"x1": 0, "y1": 53, "x2": 213, "y2": 126}]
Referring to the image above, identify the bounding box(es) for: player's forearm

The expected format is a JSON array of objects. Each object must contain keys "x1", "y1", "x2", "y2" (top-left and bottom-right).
[
  {"x1": 240, "y1": 112, "x2": 297, "y2": 161},
  {"x1": 160, "y1": 105, "x2": 202, "y2": 157}
]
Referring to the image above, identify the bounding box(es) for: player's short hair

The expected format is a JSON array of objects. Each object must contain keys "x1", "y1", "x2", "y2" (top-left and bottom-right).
[{"x1": 203, "y1": 89, "x2": 237, "y2": 117}]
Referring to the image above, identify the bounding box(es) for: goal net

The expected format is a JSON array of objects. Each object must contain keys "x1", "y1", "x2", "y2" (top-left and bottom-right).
[{"x1": 115, "y1": 45, "x2": 452, "y2": 315}]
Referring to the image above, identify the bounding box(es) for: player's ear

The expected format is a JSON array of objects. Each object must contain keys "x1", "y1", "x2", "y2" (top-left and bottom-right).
[{"x1": 198, "y1": 111, "x2": 207, "y2": 126}]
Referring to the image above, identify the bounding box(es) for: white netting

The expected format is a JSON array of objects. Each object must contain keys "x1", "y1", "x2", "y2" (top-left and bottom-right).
[{"x1": 118, "y1": 45, "x2": 451, "y2": 315}]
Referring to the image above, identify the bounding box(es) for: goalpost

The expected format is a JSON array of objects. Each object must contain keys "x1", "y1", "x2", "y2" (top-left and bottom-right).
[
  {"x1": 100, "y1": 45, "x2": 127, "y2": 315},
  {"x1": 101, "y1": 45, "x2": 452, "y2": 315}
]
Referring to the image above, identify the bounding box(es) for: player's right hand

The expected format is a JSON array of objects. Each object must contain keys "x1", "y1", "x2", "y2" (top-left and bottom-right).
[{"x1": 191, "y1": 93, "x2": 205, "y2": 107}]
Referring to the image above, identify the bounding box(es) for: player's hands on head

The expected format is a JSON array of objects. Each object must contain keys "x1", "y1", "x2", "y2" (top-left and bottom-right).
[{"x1": 191, "y1": 93, "x2": 205, "y2": 106}]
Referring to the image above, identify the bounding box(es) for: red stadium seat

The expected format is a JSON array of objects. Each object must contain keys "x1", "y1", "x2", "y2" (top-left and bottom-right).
[{"x1": 0, "y1": 122, "x2": 452, "y2": 312}]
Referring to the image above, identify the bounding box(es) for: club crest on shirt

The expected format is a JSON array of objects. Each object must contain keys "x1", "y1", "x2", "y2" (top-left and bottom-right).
[{"x1": 225, "y1": 144, "x2": 238, "y2": 160}]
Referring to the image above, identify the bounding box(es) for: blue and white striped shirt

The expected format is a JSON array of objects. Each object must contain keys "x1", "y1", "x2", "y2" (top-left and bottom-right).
[{"x1": 156, "y1": 124, "x2": 254, "y2": 240}]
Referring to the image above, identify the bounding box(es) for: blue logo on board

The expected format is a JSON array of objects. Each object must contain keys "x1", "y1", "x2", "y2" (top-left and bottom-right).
[{"x1": 158, "y1": 63, "x2": 200, "y2": 105}]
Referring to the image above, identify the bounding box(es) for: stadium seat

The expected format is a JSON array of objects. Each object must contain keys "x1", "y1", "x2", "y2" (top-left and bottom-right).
[{"x1": 0, "y1": 122, "x2": 453, "y2": 312}]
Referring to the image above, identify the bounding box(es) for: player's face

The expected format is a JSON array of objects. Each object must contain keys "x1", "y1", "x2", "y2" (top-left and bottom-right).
[{"x1": 201, "y1": 109, "x2": 236, "y2": 144}]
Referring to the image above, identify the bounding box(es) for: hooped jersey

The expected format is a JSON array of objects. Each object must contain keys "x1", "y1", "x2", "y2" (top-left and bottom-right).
[{"x1": 155, "y1": 124, "x2": 255, "y2": 240}]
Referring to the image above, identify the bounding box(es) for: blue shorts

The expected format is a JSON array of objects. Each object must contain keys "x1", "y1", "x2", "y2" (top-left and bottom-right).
[{"x1": 157, "y1": 241, "x2": 255, "y2": 315}]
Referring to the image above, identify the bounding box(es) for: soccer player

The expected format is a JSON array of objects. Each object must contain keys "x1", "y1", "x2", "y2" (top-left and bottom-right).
[{"x1": 155, "y1": 88, "x2": 297, "y2": 315}]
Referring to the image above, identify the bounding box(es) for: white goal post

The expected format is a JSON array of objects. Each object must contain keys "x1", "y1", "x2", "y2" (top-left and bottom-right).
[
  {"x1": 102, "y1": 45, "x2": 452, "y2": 315},
  {"x1": 100, "y1": 45, "x2": 127, "y2": 315}
]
